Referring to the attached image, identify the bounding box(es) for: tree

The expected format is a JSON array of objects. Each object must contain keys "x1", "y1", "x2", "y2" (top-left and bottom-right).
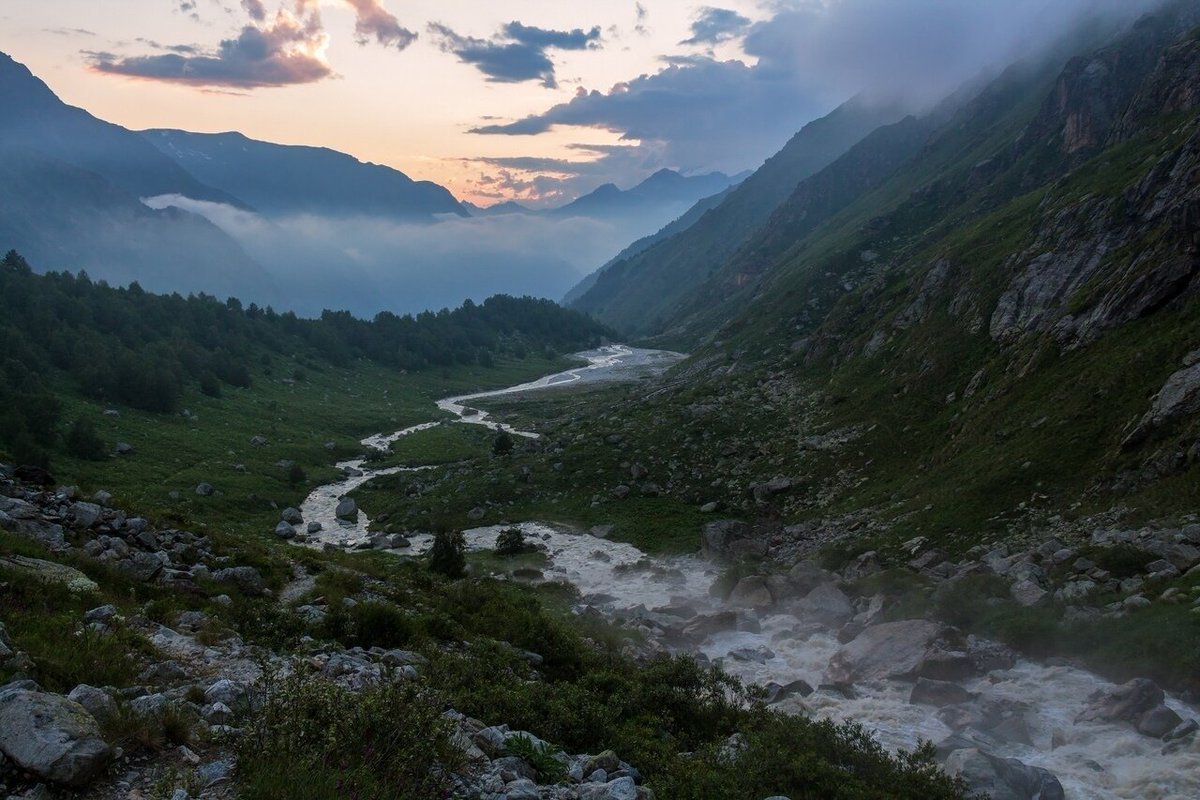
[
  {"x1": 495, "y1": 527, "x2": 527, "y2": 557},
  {"x1": 287, "y1": 463, "x2": 307, "y2": 487},
  {"x1": 429, "y1": 530, "x2": 466, "y2": 579},
  {"x1": 64, "y1": 417, "x2": 107, "y2": 461},
  {"x1": 492, "y1": 430, "x2": 514, "y2": 456}
]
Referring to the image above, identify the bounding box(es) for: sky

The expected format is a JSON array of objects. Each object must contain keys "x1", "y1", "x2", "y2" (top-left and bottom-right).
[{"x1": 0, "y1": 0, "x2": 1164, "y2": 208}]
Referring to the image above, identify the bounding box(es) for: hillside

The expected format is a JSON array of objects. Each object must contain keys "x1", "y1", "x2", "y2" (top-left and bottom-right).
[
  {"x1": 142, "y1": 129, "x2": 468, "y2": 221},
  {"x1": 568, "y1": 98, "x2": 907, "y2": 336}
]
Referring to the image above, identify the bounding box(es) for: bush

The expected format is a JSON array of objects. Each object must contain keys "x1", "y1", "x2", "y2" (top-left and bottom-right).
[
  {"x1": 64, "y1": 417, "x2": 107, "y2": 461},
  {"x1": 239, "y1": 674, "x2": 462, "y2": 800},
  {"x1": 496, "y1": 527, "x2": 527, "y2": 556},
  {"x1": 492, "y1": 430, "x2": 515, "y2": 456},
  {"x1": 286, "y1": 463, "x2": 307, "y2": 487},
  {"x1": 429, "y1": 530, "x2": 466, "y2": 579},
  {"x1": 198, "y1": 371, "x2": 222, "y2": 398}
]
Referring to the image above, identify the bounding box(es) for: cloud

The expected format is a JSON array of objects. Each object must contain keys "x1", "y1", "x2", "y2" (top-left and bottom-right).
[
  {"x1": 472, "y1": 0, "x2": 1169, "y2": 180},
  {"x1": 90, "y1": 3, "x2": 330, "y2": 88},
  {"x1": 241, "y1": 0, "x2": 267, "y2": 23},
  {"x1": 680, "y1": 7, "x2": 751, "y2": 46},
  {"x1": 343, "y1": 0, "x2": 417, "y2": 49},
  {"x1": 91, "y1": 1, "x2": 416, "y2": 90},
  {"x1": 635, "y1": 3, "x2": 649, "y2": 36},
  {"x1": 143, "y1": 195, "x2": 676, "y2": 316},
  {"x1": 430, "y1": 20, "x2": 601, "y2": 88}
]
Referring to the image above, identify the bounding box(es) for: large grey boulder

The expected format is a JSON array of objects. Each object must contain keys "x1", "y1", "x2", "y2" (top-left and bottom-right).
[
  {"x1": 274, "y1": 521, "x2": 297, "y2": 540},
  {"x1": 212, "y1": 566, "x2": 266, "y2": 596},
  {"x1": 335, "y1": 497, "x2": 358, "y2": 521},
  {"x1": 944, "y1": 748, "x2": 1064, "y2": 800},
  {"x1": 69, "y1": 502, "x2": 102, "y2": 529},
  {"x1": 824, "y1": 620, "x2": 947, "y2": 685},
  {"x1": 729, "y1": 576, "x2": 773, "y2": 609},
  {"x1": 1075, "y1": 678, "x2": 1163, "y2": 727},
  {"x1": 910, "y1": 678, "x2": 975, "y2": 708},
  {"x1": 281, "y1": 507, "x2": 304, "y2": 525},
  {"x1": 0, "y1": 687, "x2": 111, "y2": 787},
  {"x1": 791, "y1": 583, "x2": 853, "y2": 628},
  {"x1": 67, "y1": 685, "x2": 118, "y2": 725}
]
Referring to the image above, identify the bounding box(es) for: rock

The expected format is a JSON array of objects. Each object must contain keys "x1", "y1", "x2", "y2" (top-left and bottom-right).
[
  {"x1": 334, "y1": 498, "x2": 358, "y2": 521},
  {"x1": 1136, "y1": 705, "x2": 1184, "y2": 738},
  {"x1": 1010, "y1": 579, "x2": 1049, "y2": 606},
  {"x1": 307, "y1": 521, "x2": 323, "y2": 534},
  {"x1": 273, "y1": 521, "x2": 297, "y2": 540},
  {"x1": 825, "y1": 620, "x2": 949, "y2": 685},
  {"x1": 729, "y1": 576, "x2": 773, "y2": 609},
  {"x1": 792, "y1": 583, "x2": 853, "y2": 628},
  {"x1": 212, "y1": 566, "x2": 267, "y2": 596},
  {"x1": 0, "y1": 688, "x2": 111, "y2": 787},
  {"x1": 612, "y1": 485, "x2": 631, "y2": 500},
  {"x1": 701, "y1": 520, "x2": 752, "y2": 561},
  {"x1": 203, "y1": 679, "x2": 247, "y2": 709},
  {"x1": 1164, "y1": 718, "x2": 1199, "y2": 741},
  {"x1": 787, "y1": 560, "x2": 835, "y2": 593},
  {"x1": 114, "y1": 442, "x2": 134, "y2": 456},
  {"x1": 700, "y1": 502, "x2": 719, "y2": 513},
  {"x1": 1076, "y1": 678, "x2": 1164, "y2": 727},
  {"x1": 250, "y1": 435, "x2": 268, "y2": 447},
  {"x1": 578, "y1": 776, "x2": 638, "y2": 800},
  {"x1": 763, "y1": 678, "x2": 814, "y2": 704},
  {"x1": 66, "y1": 686, "x2": 117, "y2": 725},
  {"x1": 91, "y1": 491, "x2": 113, "y2": 507},
  {"x1": 69, "y1": 502, "x2": 102, "y2": 529},
  {"x1": 843, "y1": 550, "x2": 883, "y2": 580},
  {"x1": 1124, "y1": 362, "x2": 1200, "y2": 447},
  {"x1": 466, "y1": 506, "x2": 485, "y2": 520},
  {"x1": 83, "y1": 605, "x2": 118, "y2": 625},
  {"x1": 281, "y1": 507, "x2": 303, "y2": 525},
  {"x1": 944, "y1": 748, "x2": 1064, "y2": 800},
  {"x1": 194, "y1": 483, "x2": 215, "y2": 497},
  {"x1": 910, "y1": 678, "x2": 975, "y2": 708}
]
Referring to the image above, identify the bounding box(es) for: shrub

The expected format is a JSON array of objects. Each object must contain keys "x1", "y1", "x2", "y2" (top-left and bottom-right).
[
  {"x1": 348, "y1": 600, "x2": 418, "y2": 649},
  {"x1": 492, "y1": 430, "x2": 515, "y2": 456},
  {"x1": 198, "y1": 371, "x2": 222, "y2": 398},
  {"x1": 429, "y1": 530, "x2": 466, "y2": 579},
  {"x1": 506, "y1": 734, "x2": 567, "y2": 783},
  {"x1": 496, "y1": 527, "x2": 527, "y2": 556},
  {"x1": 239, "y1": 674, "x2": 462, "y2": 800},
  {"x1": 64, "y1": 417, "x2": 107, "y2": 461}
]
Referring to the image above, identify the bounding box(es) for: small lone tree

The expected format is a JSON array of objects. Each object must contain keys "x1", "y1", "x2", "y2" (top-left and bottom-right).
[
  {"x1": 492, "y1": 430, "x2": 514, "y2": 456},
  {"x1": 429, "y1": 529, "x2": 466, "y2": 579},
  {"x1": 64, "y1": 417, "x2": 107, "y2": 461},
  {"x1": 495, "y1": 527, "x2": 526, "y2": 556}
]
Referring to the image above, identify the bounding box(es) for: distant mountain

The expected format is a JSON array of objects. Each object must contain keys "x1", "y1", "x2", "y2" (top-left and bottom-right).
[
  {"x1": 550, "y1": 169, "x2": 738, "y2": 221},
  {"x1": 561, "y1": 183, "x2": 738, "y2": 305},
  {"x1": 567, "y1": 98, "x2": 908, "y2": 336},
  {"x1": 0, "y1": 52, "x2": 275, "y2": 300},
  {"x1": 0, "y1": 53, "x2": 238, "y2": 205},
  {"x1": 142, "y1": 129, "x2": 468, "y2": 221},
  {"x1": 463, "y1": 200, "x2": 532, "y2": 217},
  {"x1": 0, "y1": 146, "x2": 275, "y2": 301}
]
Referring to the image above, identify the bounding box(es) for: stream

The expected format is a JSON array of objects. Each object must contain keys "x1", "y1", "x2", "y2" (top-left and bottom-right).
[{"x1": 298, "y1": 345, "x2": 1200, "y2": 800}]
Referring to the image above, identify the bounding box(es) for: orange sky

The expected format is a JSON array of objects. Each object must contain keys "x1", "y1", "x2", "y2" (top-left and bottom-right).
[{"x1": 2, "y1": 0, "x2": 760, "y2": 205}]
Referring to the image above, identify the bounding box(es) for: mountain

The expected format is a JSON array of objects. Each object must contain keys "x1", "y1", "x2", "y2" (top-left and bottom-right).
[
  {"x1": 0, "y1": 52, "x2": 274, "y2": 300},
  {"x1": 550, "y1": 168, "x2": 738, "y2": 221},
  {"x1": 561, "y1": 183, "x2": 738, "y2": 305},
  {"x1": 0, "y1": 53, "x2": 238, "y2": 205},
  {"x1": 463, "y1": 200, "x2": 532, "y2": 217},
  {"x1": 562, "y1": 1, "x2": 1200, "y2": 541},
  {"x1": 567, "y1": 98, "x2": 908, "y2": 336},
  {"x1": 142, "y1": 129, "x2": 468, "y2": 221}
]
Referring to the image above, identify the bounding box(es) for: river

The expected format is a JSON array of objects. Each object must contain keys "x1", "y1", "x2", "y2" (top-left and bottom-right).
[{"x1": 298, "y1": 345, "x2": 1200, "y2": 800}]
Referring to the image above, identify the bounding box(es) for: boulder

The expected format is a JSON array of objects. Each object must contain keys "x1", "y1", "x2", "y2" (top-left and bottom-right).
[
  {"x1": 334, "y1": 498, "x2": 358, "y2": 521},
  {"x1": 1010, "y1": 579, "x2": 1049, "y2": 607},
  {"x1": 944, "y1": 748, "x2": 1064, "y2": 800},
  {"x1": 194, "y1": 483, "x2": 215, "y2": 497},
  {"x1": 114, "y1": 442, "x2": 135, "y2": 456},
  {"x1": 69, "y1": 502, "x2": 102, "y2": 529},
  {"x1": 825, "y1": 620, "x2": 948, "y2": 685},
  {"x1": 307, "y1": 521, "x2": 323, "y2": 534},
  {"x1": 212, "y1": 566, "x2": 267, "y2": 596},
  {"x1": 729, "y1": 576, "x2": 773, "y2": 609},
  {"x1": 763, "y1": 678, "x2": 814, "y2": 704},
  {"x1": 1076, "y1": 678, "x2": 1164, "y2": 727},
  {"x1": 281, "y1": 507, "x2": 304, "y2": 525},
  {"x1": 787, "y1": 560, "x2": 835, "y2": 593},
  {"x1": 0, "y1": 687, "x2": 111, "y2": 787},
  {"x1": 910, "y1": 678, "x2": 975, "y2": 708},
  {"x1": 1136, "y1": 705, "x2": 1183, "y2": 738},
  {"x1": 701, "y1": 520, "x2": 752, "y2": 560},
  {"x1": 792, "y1": 583, "x2": 854, "y2": 628},
  {"x1": 274, "y1": 521, "x2": 297, "y2": 540},
  {"x1": 66, "y1": 685, "x2": 117, "y2": 725}
]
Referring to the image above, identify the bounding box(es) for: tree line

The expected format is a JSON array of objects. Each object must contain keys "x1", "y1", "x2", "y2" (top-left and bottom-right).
[{"x1": 0, "y1": 250, "x2": 611, "y2": 466}]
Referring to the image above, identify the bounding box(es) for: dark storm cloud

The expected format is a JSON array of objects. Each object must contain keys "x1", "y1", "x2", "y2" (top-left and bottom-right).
[
  {"x1": 473, "y1": 0, "x2": 1169, "y2": 179},
  {"x1": 430, "y1": 20, "x2": 601, "y2": 88},
  {"x1": 680, "y1": 7, "x2": 751, "y2": 46},
  {"x1": 241, "y1": 0, "x2": 267, "y2": 22}
]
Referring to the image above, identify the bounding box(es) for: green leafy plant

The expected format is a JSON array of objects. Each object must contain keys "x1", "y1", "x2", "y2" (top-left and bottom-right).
[
  {"x1": 506, "y1": 734, "x2": 568, "y2": 783},
  {"x1": 429, "y1": 529, "x2": 467, "y2": 579}
]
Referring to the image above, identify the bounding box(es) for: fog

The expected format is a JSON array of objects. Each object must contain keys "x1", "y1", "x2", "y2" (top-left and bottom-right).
[{"x1": 145, "y1": 195, "x2": 696, "y2": 317}]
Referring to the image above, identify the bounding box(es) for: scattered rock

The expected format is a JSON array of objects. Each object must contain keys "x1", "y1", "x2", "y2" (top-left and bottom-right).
[{"x1": 0, "y1": 687, "x2": 112, "y2": 787}]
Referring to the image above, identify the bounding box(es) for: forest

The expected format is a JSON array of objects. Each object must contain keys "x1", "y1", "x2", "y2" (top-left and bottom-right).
[{"x1": 0, "y1": 250, "x2": 611, "y2": 466}]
